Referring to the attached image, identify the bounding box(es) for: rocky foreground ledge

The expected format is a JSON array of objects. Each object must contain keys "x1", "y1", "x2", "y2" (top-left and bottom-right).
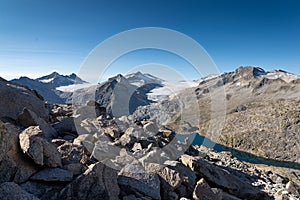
[{"x1": 0, "y1": 101, "x2": 300, "y2": 200}]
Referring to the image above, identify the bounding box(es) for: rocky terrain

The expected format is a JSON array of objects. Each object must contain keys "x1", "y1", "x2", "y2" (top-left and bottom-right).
[{"x1": 0, "y1": 66, "x2": 300, "y2": 200}]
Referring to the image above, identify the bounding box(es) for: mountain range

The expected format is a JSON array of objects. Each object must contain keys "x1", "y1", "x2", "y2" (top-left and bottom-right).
[
  {"x1": 11, "y1": 72, "x2": 87, "y2": 104},
  {"x1": 0, "y1": 66, "x2": 300, "y2": 199}
]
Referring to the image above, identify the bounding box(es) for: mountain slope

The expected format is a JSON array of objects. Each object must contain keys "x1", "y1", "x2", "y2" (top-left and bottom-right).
[
  {"x1": 195, "y1": 66, "x2": 300, "y2": 163},
  {"x1": 132, "y1": 66, "x2": 300, "y2": 164},
  {"x1": 0, "y1": 77, "x2": 48, "y2": 121},
  {"x1": 11, "y1": 72, "x2": 87, "y2": 104},
  {"x1": 71, "y1": 73, "x2": 163, "y2": 117}
]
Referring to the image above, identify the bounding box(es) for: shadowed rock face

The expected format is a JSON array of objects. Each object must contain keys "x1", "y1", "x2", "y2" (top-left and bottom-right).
[
  {"x1": 72, "y1": 74, "x2": 163, "y2": 117},
  {"x1": 0, "y1": 77, "x2": 48, "y2": 121},
  {"x1": 0, "y1": 182, "x2": 39, "y2": 200}
]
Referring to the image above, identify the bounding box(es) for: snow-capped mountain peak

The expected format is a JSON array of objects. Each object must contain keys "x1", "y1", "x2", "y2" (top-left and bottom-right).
[
  {"x1": 36, "y1": 72, "x2": 87, "y2": 86},
  {"x1": 262, "y1": 70, "x2": 298, "y2": 83},
  {"x1": 11, "y1": 72, "x2": 88, "y2": 104},
  {"x1": 125, "y1": 71, "x2": 163, "y2": 87}
]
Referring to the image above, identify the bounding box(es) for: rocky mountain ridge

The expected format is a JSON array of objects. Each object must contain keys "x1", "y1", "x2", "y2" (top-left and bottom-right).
[
  {"x1": 11, "y1": 72, "x2": 87, "y2": 104},
  {"x1": 0, "y1": 66, "x2": 300, "y2": 199}
]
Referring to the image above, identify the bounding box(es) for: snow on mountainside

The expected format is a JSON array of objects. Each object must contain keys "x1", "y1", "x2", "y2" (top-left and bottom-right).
[
  {"x1": 9, "y1": 67, "x2": 299, "y2": 105},
  {"x1": 11, "y1": 72, "x2": 88, "y2": 104},
  {"x1": 147, "y1": 74, "x2": 220, "y2": 101},
  {"x1": 124, "y1": 71, "x2": 163, "y2": 87},
  {"x1": 262, "y1": 70, "x2": 298, "y2": 83},
  {"x1": 56, "y1": 83, "x2": 94, "y2": 92},
  {"x1": 147, "y1": 81, "x2": 200, "y2": 101},
  {"x1": 36, "y1": 72, "x2": 87, "y2": 87}
]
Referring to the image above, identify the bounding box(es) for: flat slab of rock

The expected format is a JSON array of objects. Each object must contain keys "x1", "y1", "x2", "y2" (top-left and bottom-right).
[
  {"x1": 0, "y1": 182, "x2": 39, "y2": 200},
  {"x1": 59, "y1": 162, "x2": 120, "y2": 200},
  {"x1": 21, "y1": 181, "x2": 63, "y2": 200},
  {"x1": 118, "y1": 164, "x2": 161, "y2": 200},
  {"x1": 181, "y1": 155, "x2": 267, "y2": 199},
  {"x1": 19, "y1": 126, "x2": 62, "y2": 167},
  {"x1": 30, "y1": 168, "x2": 73, "y2": 182}
]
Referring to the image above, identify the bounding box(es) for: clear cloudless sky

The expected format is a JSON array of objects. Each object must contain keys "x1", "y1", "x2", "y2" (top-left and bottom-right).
[{"x1": 0, "y1": 0, "x2": 299, "y2": 81}]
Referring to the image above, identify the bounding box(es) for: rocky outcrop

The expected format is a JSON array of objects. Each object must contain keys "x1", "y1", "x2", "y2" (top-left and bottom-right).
[
  {"x1": 0, "y1": 77, "x2": 48, "y2": 121},
  {"x1": 1, "y1": 68, "x2": 300, "y2": 200},
  {"x1": 0, "y1": 182, "x2": 39, "y2": 200},
  {"x1": 118, "y1": 164, "x2": 161, "y2": 200},
  {"x1": 59, "y1": 162, "x2": 120, "y2": 200},
  {"x1": 19, "y1": 126, "x2": 62, "y2": 167},
  {"x1": 181, "y1": 154, "x2": 267, "y2": 199},
  {"x1": 0, "y1": 121, "x2": 38, "y2": 184},
  {"x1": 17, "y1": 108, "x2": 58, "y2": 139},
  {"x1": 30, "y1": 168, "x2": 73, "y2": 182},
  {"x1": 193, "y1": 178, "x2": 222, "y2": 200}
]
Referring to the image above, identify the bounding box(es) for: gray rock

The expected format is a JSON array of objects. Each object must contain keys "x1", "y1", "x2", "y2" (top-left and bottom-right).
[
  {"x1": 164, "y1": 160, "x2": 196, "y2": 192},
  {"x1": 146, "y1": 163, "x2": 182, "y2": 192},
  {"x1": 131, "y1": 143, "x2": 143, "y2": 152},
  {"x1": 21, "y1": 181, "x2": 62, "y2": 200},
  {"x1": 176, "y1": 185, "x2": 188, "y2": 198},
  {"x1": 63, "y1": 163, "x2": 87, "y2": 176},
  {"x1": 285, "y1": 181, "x2": 300, "y2": 196},
  {"x1": 53, "y1": 117, "x2": 77, "y2": 134},
  {"x1": 0, "y1": 182, "x2": 39, "y2": 200},
  {"x1": 119, "y1": 127, "x2": 145, "y2": 147},
  {"x1": 222, "y1": 192, "x2": 242, "y2": 200},
  {"x1": 17, "y1": 108, "x2": 57, "y2": 139},
  {"x1": 159, "y1": 167, "x2": 182, "y2": 191},
  {"x1": 91, "y1": 140, "x2": 121, "y2": 163},
  {"x1": 19, "y1": 126, "x2": 62, "y2": 167},
  {"x1": 30, "y1": 168, "x2": 73, "y2": 182},
  {"x1": 123, "y1": 195, "x2": 140, "y2": 200},
  {"x1": 57, "y1": 142, "x2": 88, "y2": 165},
  {"x1": 73, "y1": 134, "x2": 96, "y2": 154},
  {"x1": 181, "y1": 155, "x2": 266, "y2": 199},
  {"x1": 162, "y1": 191, "x2": 178, "y2": 200},
  {"x1": 0, "y1": 78, "x2": 48, "y2": 121},
  {"x1": 59, "y1": 162, "x2": 120, "y2": 200},
  {"x1": 0, "y1": 121, "x2": 38, "y2": 184},
  {"x1": 143, "y1": 121, "x2": 159, "y2": 136},
  {"x1": 102, "y1": 126, "x2": 123, "y2": 139},
  {"x1": 118, "y1": 164, "x2": 161, "y2": 200},
  {"x1": 193, "y1": 178, "x2": 222, "y2": 200}
]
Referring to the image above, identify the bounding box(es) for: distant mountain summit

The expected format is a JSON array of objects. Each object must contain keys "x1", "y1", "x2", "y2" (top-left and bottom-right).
[
  {"x1": 71, "y1": 72, "x2": 163, "y2": 116},
  {"x1": 11, "y1": 72, "x2": 88, "y2": 104},
  {"x1": 124, "y1": 71, "x2": 163, "y2": 87},
  {"x1": 36, "y1": 72, "x2": 87, "y2": 88}
]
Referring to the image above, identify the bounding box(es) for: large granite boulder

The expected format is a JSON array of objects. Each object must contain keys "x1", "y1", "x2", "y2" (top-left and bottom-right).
[
  {"x1": 0, "y1": 121, "x2": 38, "y2": 184},
  {"x1": 59, "y1": 162, "x2": 120, "y2": 200},
  {"x1": 17, "y1": 108, "x2": 57, "y2": 139},
  {"x1": 0, "y1": 78, "x2": 48, "y2": 121},
  {"x1": 0, "y1": 182, "x2": 39, "y2": 200},
  {"x1": 181, "y1": 155, "x2": 267, "y2": 199},
  {"x1": 19, "y1": 126, "x2": 62, "y2": 167},
  {"x1": 118, "y1": 164, "x2": 161, "y2": 200}
]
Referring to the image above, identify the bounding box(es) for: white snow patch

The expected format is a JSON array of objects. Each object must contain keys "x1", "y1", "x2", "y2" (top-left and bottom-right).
[
  {"x1": 262, "y1": 71, "x2": 298, "y2": 83},
  {"x1": 56, "y1": 83, "x2": 95, "y2": 92},
  {"x1": 39, "y1": 78, "x2": 54, "y2": 83},
  {"x1": 147, "y1": 81, "x2": 200, "y2": 101}
]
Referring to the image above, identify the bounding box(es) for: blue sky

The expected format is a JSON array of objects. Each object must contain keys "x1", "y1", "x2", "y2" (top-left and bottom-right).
[{"x1": 0, "y1": 0, "x2": 299, "y2": 81}]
